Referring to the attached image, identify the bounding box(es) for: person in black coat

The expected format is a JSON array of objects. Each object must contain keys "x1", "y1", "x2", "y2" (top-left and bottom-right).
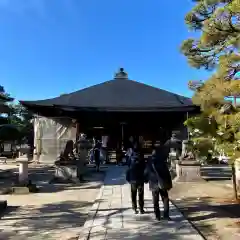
[
  {"x1": 94, "y1": 141, "x2": 101, "y2": 172},
  {"x1": 145, "y1": 143, "x2": 173, "y2": 221},
  {"x1": 165, "y1": 133, "x2": 182, "y2": 160},
  {"x1": 126, "y1": 147, "x2": 146, "y2": 214}
]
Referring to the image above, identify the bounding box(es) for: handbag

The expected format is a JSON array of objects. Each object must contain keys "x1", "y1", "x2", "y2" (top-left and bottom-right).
[{"x1": 152, "y1": 162, "x2": 165, "y2": 190}]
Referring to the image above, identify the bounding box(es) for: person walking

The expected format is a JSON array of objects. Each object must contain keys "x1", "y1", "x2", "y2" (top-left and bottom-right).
[
  {"x1": 145, "y1": 142, "x2": 173, "y2": 221},
  {"x1": 126, "y1": 145, "x2": 146, "y2": 214}
]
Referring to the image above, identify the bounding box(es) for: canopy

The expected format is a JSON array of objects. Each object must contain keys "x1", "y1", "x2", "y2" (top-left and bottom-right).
[{"x1": 20, "y1": 68, "x2": 196, "y2": 113}]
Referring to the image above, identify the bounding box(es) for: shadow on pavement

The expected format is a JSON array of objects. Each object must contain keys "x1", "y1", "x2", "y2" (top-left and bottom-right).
[
  {"x1": 172, "y1": 196, "x2": 240, "y2": 238},
  {"x1": 89, "y1": 227, "x2": 201, "y2": 240},
  {"x1": 0, "y1": 165, "x2": 107, "y2": 194},
  {"x1": 174, "y1": 196, "x2": 240, "y2": 220},
  {"x1": 0, "y1": 200, "x2": 93, "y2": 239},
  {"x1": 83, "y1": 205, "x2": 203, "y2": 239}
]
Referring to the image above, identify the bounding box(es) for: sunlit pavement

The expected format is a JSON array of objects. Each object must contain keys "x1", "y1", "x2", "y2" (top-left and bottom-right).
[{"x1": 78, "y1": 166, "x2": 204, "y2": 240}]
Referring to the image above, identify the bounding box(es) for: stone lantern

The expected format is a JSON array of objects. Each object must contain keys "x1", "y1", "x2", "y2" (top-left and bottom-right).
[
  {"x1": 12, "y1": 145, "x2": 38, "y2": 194},
  {"x1": 16, "y1": 145, "x2": 31, "y2": 185},
  {"x1": 175, "y1": 140, "x2": 204, "y2": 182}
]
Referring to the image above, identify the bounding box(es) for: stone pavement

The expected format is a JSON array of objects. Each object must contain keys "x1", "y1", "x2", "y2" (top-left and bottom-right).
[
  {"x1": 0, "y1": 166, "x2": 106, "y2": 240},
  {"x1": 78, "y1": 166, "x2": 204, "y2": 240}
]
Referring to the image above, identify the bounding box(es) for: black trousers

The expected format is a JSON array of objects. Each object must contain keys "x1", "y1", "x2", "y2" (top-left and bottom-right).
[
  {"x1": 152, "y1": 187, "x2": 169, "y2": 218},
  {"x1": 126, "y1": 156, "x2": 131, "y2": 167},
  {"x1": 131, "y1": 183, "x2": 144, "y2": 210},
  {"x1": 95, "y1": 155, "x2": 100, "y2": 171}
]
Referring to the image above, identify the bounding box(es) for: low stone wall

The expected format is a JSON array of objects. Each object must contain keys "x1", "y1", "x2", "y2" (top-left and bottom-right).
[
  {"x1": 55, "y1": 165, "x2": 79, "y2": 181},
  {"x1": 175, "y1": 160, "x2": 204, "y2": 182},
  {"x1": 53, "y1": 160, "x2": 85, "y2": 183}
]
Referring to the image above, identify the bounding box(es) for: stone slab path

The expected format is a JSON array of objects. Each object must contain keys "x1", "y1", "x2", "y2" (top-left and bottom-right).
[
  {"x1": 78, "y1": 166, "x2": 204, "y2": 240},
  {"x1": 0, "y1": 166, "x2": 106, "y2": 240}
]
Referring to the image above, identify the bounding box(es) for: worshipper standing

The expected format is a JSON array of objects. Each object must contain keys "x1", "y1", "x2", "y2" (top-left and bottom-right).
[
  {"x1": 126, "y1": 143, "x2": 146, "y2": 214},
  {"x1": 165, "y1": 133, "x2": 182, "y2": 161},
  {"x1": 77, "y1": 134, "x2": 89, "y2": 181},
  {"x1": 145, "y1": 141, "x2": 173, "y2": 221},
  {"x1": 116, "y1": 143, "x2": 123, "y2": 165},
  {"x1": 94, "y1": 141, "x2": 101, "y2": 172},
  {"x1": 101, "y1": 135, "x2": 109, "y2": 164},
  {"x1": 88, "y1": 147, "x2": 94, "y2": 164}
]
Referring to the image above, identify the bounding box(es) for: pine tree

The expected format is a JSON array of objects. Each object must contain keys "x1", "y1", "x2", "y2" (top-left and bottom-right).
[
  {"x1": 181, "y1": 0, "x2": 240, "y2": 199},
  {"x1": 0, "y1": 86, "x2": 33, "y2": 141},
  {"x1": 0, "y1": 85, "x2": 14, "y2": 123},
  {"x1": 9, "y1": 103, "x2": 34, "y2": 139}
]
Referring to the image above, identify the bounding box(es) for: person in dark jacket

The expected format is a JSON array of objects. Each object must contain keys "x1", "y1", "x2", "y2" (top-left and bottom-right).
[
  {"x1": 145, "y1": 143, "x2": 173, "y2": 221},
  {"x1": 126, "y1": 148, "x2": 146, "y2": 214},
  {"x1": 165, "y1": 133, "x2": 182, "y2": 160},
  {"x1": 94, "y1": 141, "x2": 101, "y2": 172}
]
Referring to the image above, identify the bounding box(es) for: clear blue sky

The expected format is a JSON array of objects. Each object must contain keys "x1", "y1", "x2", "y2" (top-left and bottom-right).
[{"x1": 0, "y1": 0, "x2": 210, "y2": 101}]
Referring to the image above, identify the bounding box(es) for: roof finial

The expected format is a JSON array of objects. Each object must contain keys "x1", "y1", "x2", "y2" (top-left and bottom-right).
[{"x1": 114, "y1": 68, "x2": 128, "y2": 79}]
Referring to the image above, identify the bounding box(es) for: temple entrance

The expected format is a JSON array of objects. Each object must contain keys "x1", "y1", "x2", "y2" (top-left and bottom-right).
[
  {"x1": 121, "y1": 123, "x2": 171, "y2": 152},
  {"x1": 84, "y1": 118, "x2": 173, "y2": 154},
  {"x1": 21, "y1": 68, "x2": 198, "y2": 164}
]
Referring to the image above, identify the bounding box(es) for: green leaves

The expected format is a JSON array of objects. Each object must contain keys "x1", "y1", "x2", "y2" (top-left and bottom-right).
[
  {"x1": 181, "y1": 0, "x2": 240, "y2": 71},
  {"x1": 190, "y1": 137, "x2": 214, "y2": 158},
  {"x1": 181, "y1": 0, "x2": 240, "y2": 161},
  {"x1": 0, "y1": 84, "x2": 33, "y2": 141}
]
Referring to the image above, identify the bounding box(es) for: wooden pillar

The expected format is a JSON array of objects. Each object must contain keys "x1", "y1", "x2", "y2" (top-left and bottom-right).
[
  {"x1": 120, "y1": 122, "x2": 126, "y2": 150},
  {"x1": 121, "y1": 124, "x2": 124, "y2": 149}
]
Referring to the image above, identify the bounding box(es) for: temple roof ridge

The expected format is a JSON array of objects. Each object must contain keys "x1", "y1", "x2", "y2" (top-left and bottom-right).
[{"x1": 114, "y1": 68, "x2": 128, "y2": 79}]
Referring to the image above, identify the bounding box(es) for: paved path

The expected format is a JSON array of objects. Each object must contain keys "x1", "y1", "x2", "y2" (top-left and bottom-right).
[
  {"x1": 79, "y1": 166, "x2": 204, "y2": 240},
  {"x1": 0, "y1": 166, "x2": 106, "y2": 240}
]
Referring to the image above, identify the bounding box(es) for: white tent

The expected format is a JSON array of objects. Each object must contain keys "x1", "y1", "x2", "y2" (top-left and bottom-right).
[{"x1": 33, "y1": 116, "x2": 76, "y2": 163}]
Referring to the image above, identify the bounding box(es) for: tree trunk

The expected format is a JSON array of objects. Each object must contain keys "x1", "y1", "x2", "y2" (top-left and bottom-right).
[
  {"x1": 232, "y1": 96, "x2": 238, "y2": 200},
  {"x1": 232, "y1": 163, "x2": 238, "y2": 200}
]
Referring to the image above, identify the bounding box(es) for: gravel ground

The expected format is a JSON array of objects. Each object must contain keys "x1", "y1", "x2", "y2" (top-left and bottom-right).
[
  {"x1": 169, "y1": 181, "x2": 240, "y2": 240},
  {"x1": 0, "y1": 165, "x2": 107, "y2": 240}
]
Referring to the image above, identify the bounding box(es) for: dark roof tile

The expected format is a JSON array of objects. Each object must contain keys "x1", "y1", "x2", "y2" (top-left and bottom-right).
[{"x1": 21, "y1": 78, "x2": 194, "y2": 110}]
